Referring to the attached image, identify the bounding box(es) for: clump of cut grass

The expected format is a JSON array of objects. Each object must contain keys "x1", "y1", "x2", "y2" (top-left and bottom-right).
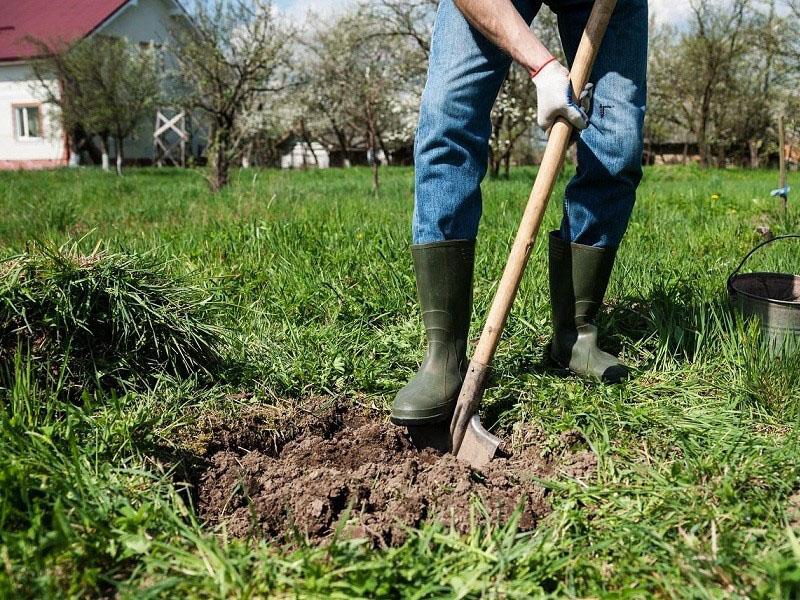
[{"x1": 0, "y1": 241, "x2": 224, "y2": 392}]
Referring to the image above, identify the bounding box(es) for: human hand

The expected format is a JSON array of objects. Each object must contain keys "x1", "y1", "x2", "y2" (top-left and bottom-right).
[{"x1": 531, "y1": 59, "x2": 593, "y2": 132}]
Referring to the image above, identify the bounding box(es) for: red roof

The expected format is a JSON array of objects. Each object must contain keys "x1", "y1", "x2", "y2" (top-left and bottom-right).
[{"x1": 0, "y1": 0, "x2": 130, "y2": 62}]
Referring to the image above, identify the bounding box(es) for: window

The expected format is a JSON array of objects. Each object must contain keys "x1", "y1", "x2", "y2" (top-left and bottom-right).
[
  {"x1": 139, "y1": 40, "x2": 162, "y2": 52},
  {"x1": 14, "y1": 105, "x2": 41, "y2": 139}
]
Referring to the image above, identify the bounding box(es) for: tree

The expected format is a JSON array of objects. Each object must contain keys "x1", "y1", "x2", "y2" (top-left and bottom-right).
[
  {"x1": 644, "y1": 20, "x2": 683, "y2": 163},
  {"x1": 373, "y1": 0, "x2": 437, "y2": 82},
  {"x1": 646, "y1": 0, "x2": 754, "y2": 166},
  {"x1": 683, "y1": 0, "x2": 751, "y2": 166},
  {"x1": 375, "y1": 0, "x2": 437, "y2": 54},
  {"x1": 343, "y1": 9, "x2": 418, "y2": 190},
  {"x1": 489, "y1": 64, "x2": 536, "y2": 177},
  {"x1": 295, "y1": 20, "x2": 360, "y2": 167},
  {"x1": 27, "y1": 39, "x2": 86, "y2": 167},
  {"x1": 81, "y1": 37, "x2": 160, "y2": 175},
  {"x1": 488, "y1": 6, "x2": 560, "y2": 176},
  {"x1": 646, "y1": 0, "x2": 799, "y2": 167},
  {"x1": 29, "y1": 36, "x2": 160, "y2": 174},
  {"x1": 297, "y1": 6, "x2": 415, "y2": 189},
  {"x1": 170, "y1": 0, "x2": 292, "y2": 192}
]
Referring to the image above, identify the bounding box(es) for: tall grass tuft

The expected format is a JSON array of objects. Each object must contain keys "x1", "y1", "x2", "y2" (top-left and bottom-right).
[{"x1": 0, "y1": 241, "x2": 224, "y2": 393}]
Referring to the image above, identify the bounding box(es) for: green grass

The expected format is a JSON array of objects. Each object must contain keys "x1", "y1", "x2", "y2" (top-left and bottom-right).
[{"x1": 1, "y1": 164, "x2": 800, "y2": 597}]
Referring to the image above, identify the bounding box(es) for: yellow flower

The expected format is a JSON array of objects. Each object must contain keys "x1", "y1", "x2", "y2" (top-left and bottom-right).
[{"x1": 711, "y1": 193, "x2": 720, "y2": 201}]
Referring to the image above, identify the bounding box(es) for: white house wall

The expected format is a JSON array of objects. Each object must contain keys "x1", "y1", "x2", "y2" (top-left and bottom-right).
[
  {"x1": 97, "y1": 0, "x2": 180, "y2": 161},
  {"x1": 0, "y1": 0, "x2": 184, "y2": 169},
  {"x1": 100, "y1": 0, "x2": 176, "y2": 43},
  {"x1": 0, "y1": 62, "x2": 66, "y2": 168},
  {"x1": 281, "y1": 142, "x2": 330, "y2": 169}
]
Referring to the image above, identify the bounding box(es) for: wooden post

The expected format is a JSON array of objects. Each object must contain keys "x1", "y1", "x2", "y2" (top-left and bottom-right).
[
  {"x1": 153, "y1": 112, "x2": 161, "y2": 167},
  {"x1": 779, "y1": 115, "x2": 787, "y2": 212},
  {"x1": 153, "y1": 110, "x2": 188, "y2": 167}
]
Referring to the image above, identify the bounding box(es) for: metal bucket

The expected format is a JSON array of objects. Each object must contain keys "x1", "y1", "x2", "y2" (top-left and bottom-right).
[{"x1": 727, "y1": 234, "x2": 800, "y2": 353}]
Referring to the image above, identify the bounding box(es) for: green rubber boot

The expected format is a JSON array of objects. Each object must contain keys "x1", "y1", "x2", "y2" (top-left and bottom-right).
[
  {"x1": 549, "y1": 231, "x2": 630, "y2": 383},
  {"x1": 391, "y1": 240, "x2": 475, "y2": 425}
]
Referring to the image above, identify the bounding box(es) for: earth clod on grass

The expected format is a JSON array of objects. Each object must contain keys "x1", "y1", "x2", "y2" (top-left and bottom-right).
[{"x1": 197, "y1": 398, "x2": 596, "y2": 546}]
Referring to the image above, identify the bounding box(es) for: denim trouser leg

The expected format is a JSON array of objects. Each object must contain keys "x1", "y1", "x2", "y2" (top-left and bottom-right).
[
  {"x1": 413, "y1": 0, "x2": 648, "y2": 249},
  {"x1": 550, "y1": 0, "x2": 648, "y2": 248},
  {"x1": 412, "y1": 0, "x2": 540, "y2": 244}
]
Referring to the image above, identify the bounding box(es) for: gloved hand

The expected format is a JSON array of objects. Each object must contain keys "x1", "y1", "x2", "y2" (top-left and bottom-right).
[{"x1": 531, "y1": 58, "x2": 593, "y2": 132}]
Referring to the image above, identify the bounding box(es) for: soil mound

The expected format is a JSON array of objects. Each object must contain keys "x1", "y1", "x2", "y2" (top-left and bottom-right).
[{"x1": 197, "y1": 400, "x2": 595, "y2": 546}]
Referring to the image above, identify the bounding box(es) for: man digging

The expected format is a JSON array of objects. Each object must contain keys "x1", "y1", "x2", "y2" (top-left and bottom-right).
[{"x1": 391, "y1": 0, "x2": 647, "y2": 426}]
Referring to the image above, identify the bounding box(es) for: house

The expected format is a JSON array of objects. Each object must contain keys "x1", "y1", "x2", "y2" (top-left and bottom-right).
[
  {"x1": 0, "y1": 0, "x2": 187, "y2": 170},
  {"x1": 277, "y1": 134, "x2": 331, "y2": 169},
  {"x1": 273, "y1": 132, "x2": 411, "y2": 170}
]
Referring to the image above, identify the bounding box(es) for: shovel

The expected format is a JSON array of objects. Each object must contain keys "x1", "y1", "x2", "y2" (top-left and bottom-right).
[{"x1": 449, "y1": 0, "x2": 619, "y2": 468}]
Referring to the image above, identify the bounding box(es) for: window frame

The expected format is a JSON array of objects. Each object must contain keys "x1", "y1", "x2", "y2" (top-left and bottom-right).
[{"x1": 12, "y1": 103, "x2": 43, "y2": 140}]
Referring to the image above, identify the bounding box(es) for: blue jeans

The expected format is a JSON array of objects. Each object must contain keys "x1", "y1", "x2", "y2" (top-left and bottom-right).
[{"x1": 412, "y1": 0, "x2": 648, "y2": 248}]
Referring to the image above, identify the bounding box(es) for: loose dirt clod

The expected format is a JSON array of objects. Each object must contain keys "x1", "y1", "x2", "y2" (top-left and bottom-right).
[{"x1": 197, "y1": 399, "x2": 596, "y2": 546}]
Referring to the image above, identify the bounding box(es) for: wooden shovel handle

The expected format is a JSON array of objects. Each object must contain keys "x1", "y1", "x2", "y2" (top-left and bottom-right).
[
  {"x1": 450, "y1": 0, "x2": 618, "y2": 451},
  {"x1": 472, "y1": 0, "x2": 617, "y2": 367}
]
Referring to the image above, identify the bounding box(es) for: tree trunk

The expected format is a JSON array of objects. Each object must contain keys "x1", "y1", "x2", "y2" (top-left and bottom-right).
[
  {"x1": 489, "y1": 111, "x2": 504, "y2": 178},
  {"x1": 99, "y1": 135, "x2": 110, "y2": 171},
  {"x1": 305, "y1": 140, "x2": 318, "y2": 167},
  {"x1": 748, "y1": 140, "x2": 761, "y2": 168},
  {"x1": 503, "y1": 152, "x2": 511, "y2": 177},
  {"x1": 369, "y1": 143, "x2": 379, "y2": 191},
  {"x1": 365, "y1": 101, "x2": 379, "y2": 192},
  {"x1": 490, "y1": 149, "x2": 500, "y2": 178},
  {"x1": 341, "y1": 133, "x2": 351, "y2": 168},
  {"x1": 716, "y1": 144, "x2": 726, "y2": 168},
  {"x1": 697, "y1": 102, "x2": 710, "y2": 167},
  {"x1": 377, "y1": 132, "x2": 390, "y2": 167},
  {"x1": 209, "y1": 124, "x2": 231, "y2": 192},
  {"x1": 114, "y1": 135, "x2": 123, "y2": 176},
  {"x1": 300, "y1": 119, "x2": 319, "y2": 167},
  {"x1": 68, "y1": 140, "x2": 80, "y2": 167},
  {"x1": 698, "y1": 135, "x2": 709, "y2": 168},
  {"x1": 330, "y1": 121, "x2": 351, "y2": 168},
  {"x1": 241, "y1": 140, "x2": 253, "y2": 168}
]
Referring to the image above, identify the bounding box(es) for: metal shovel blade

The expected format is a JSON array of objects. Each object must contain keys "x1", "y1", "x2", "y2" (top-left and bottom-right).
[
  {"x1": 455, "y1": 414, "x2": 503, "y2": 468},
  {"x1": 449, "y1": 361, "x2": 504, "y2": 468}
]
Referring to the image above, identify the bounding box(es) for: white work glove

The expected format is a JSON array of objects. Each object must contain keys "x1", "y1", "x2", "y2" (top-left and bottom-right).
[{"x1": 531, "y1": 59, "x2": 593, "y2": 132}]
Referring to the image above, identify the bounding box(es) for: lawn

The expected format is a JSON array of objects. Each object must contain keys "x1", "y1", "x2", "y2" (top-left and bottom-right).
[{"x1": 1, "y1": 164, "x2": 800, "y2": 597}]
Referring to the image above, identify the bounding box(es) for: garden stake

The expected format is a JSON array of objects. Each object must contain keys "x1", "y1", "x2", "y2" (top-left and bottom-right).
[
  {"x1": 449, "y1": 0, "x2": 618, "y2": 468},
  {"x1": 771, "y1": 115, "x2": 790, "y2": 211}
]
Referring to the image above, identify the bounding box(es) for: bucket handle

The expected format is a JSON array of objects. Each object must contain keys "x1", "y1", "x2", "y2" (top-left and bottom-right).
[{"x1": 728, "y1": 234, "x2": 800, "y2": 290}]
